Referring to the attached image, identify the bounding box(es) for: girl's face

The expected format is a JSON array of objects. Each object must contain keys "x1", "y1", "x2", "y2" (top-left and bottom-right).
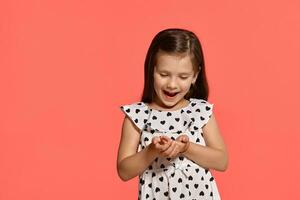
[{"x1": 152, "y1": 51, "x2": 198, "y2": 110}]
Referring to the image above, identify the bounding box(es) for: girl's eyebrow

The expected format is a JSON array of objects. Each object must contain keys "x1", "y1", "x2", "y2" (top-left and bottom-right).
[
  {"x1": 157, "y1": 70, "x2": 193, "y2": 76},
  {"x1": 178, "y1": 72, "x2": 192, "y2": 76}
]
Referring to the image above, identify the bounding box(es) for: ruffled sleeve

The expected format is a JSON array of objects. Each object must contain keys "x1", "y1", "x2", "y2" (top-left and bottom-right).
[
  {"x1": 120, "y1": 102, "x2": 150, "y2": 131},
  {"x1": 189, "y1": 98, "x2": 214, "y2": 128}
]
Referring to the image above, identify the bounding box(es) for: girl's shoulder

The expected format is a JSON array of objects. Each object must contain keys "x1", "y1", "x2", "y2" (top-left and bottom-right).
[
  {"x1": 189, "y1": 98, "x2": 214, "y2": 110},
  {"x1": 120, "y1": 101, "x2": 147, "y2": 113},
  {"x1": 189, "y1": 97, "x2": 212, "y2": 104},
  {"x1": 120, "y1": 101, "x2": 149, "y2": 130},
  {"x1": 187, "y1": 98, "x2": 214, "y2": 127}
]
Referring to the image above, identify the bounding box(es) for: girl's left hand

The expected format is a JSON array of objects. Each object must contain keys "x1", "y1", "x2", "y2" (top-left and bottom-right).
[{"x1": 159, "y1": 135, "x2": 190, "y2": 158}]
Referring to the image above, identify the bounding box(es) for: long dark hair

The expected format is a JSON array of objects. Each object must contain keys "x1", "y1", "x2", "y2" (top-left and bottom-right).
[{"x1": 141, "y1": 28, "x2": 209, "y2": 102}]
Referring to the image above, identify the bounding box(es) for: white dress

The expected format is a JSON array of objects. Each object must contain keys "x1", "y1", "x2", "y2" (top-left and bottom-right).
[{"x1": 120, "y1": 98, "x2": 221, "y2": 200}]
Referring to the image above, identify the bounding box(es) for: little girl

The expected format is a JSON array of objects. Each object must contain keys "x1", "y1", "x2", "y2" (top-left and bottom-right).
[{"x1": 117, "y1": 28, "x2": 228, "y2": 200}]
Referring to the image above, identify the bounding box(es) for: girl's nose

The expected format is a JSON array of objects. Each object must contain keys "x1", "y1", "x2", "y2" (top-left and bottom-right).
[{"x1": 166, "y1": 78, "x2": 177, "y2": 89}]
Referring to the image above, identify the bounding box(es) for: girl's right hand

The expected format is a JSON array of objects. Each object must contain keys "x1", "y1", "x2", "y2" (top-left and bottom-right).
[
  {"x1": 176, "y1": 135, "x2": 190, "y2": 153},
  {"x1": 151, "y1": 136, "x2": 172, "y2": 155}
]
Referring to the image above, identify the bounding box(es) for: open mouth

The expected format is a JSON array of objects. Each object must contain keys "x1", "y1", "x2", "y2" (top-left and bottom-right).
[{"x1": 163, "y1": 90, "x2": 179, "y2": 98}]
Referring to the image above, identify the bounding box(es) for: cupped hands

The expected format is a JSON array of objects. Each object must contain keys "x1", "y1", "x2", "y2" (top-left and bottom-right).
[{"x1": 151, "y1": 135, "x2": 190, "y2": 158}]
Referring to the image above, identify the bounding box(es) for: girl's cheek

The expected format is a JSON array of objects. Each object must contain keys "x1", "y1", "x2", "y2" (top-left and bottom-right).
[{"x1": 181, "y1": 81, "x2": 193, "y2": 90}]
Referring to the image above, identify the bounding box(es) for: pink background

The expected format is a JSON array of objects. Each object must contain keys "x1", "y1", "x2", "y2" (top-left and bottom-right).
[{"x1": 1, "y1": 0, "x2": 300, "y2": 199}]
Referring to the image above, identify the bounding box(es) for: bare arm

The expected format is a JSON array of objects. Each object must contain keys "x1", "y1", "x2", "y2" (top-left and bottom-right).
[
  {"x1": 117, "y1": 117, "x2": 158, "y2": 181},
  {"x1": 182, "y1": 113, "x2": 228, "y2": 171}
]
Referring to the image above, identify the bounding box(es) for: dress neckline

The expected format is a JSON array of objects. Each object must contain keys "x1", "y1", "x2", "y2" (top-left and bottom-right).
[{"x1": 143, "y1": 99, "x2": 192, "y2": 112}]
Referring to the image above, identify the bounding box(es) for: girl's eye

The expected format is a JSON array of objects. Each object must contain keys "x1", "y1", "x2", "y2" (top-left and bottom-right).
[
  {"x1": 180, "y1": 76, "x2": 189, "y2": 80},
  {"x1": 160, "y1": 74, "x2": 168, "y2": 77}
]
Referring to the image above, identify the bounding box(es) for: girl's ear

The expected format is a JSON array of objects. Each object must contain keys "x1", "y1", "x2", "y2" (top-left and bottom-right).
[{"x1": 192, "y1": 71, "x2": 199, "y2": 84}]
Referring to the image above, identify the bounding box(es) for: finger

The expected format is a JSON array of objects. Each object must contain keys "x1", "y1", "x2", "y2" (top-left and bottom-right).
[
  {"x1": 152, "y1": 136, "x2": 160, "y2": 145},
  {"x1": 180, "y1": 141, "x2": 190, "y2": 153},
  {"x1": 161, "y1": 141, "x2": 176, "y2": 156},
  {"x1": 152, "y1": 137, "x2": 166, "y2": 151},
  {"x1": 160, "y1": 142, "x2": 171, "y2": 153},
  {"x1": 152, "y1": 136, "x2": 159, "y2": 142},
  {"x1": 160, "y1": 136, "x2": 172, "y2": 147},
  {"x1": 168, "y1": 145, "x2": 179, "y2": 158},
  {"x1": 177, "y1": 135, "x2": 189, "y2": 143},
  {"x1": 182, "y1": 136, "x2": 189, "y2": 143},
  {"x1": 160, "y1": 135, "x2": 171, "y2": 143},
  {"x1": 153, "y1": 137, "x2": 169, "y2": 151},
  {"x1": 157, "y1": 136, "x2": 164, "y2": 145},
  {"x1": 154, "y1": 142, "x2": 166, "y2": 152},
  {"x1": 170, "y1": 141, "x2": 184, "y2": 157},
  {"x1": 175, "y1": 135, "x2": 184, "y2": 141},
  {"x1": 158, "y1": 141, "x2": 170, "y2": 155}
]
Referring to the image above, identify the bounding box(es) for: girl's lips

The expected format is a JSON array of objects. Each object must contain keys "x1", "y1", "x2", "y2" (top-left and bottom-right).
[{"x1": 163, "y1": 90, "x2": 179, "y2": 98}]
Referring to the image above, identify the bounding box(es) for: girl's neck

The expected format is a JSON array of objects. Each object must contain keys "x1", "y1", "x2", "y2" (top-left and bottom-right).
[{"x1": 147, "y1": 98, "x2": 190, "y2": 111}]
